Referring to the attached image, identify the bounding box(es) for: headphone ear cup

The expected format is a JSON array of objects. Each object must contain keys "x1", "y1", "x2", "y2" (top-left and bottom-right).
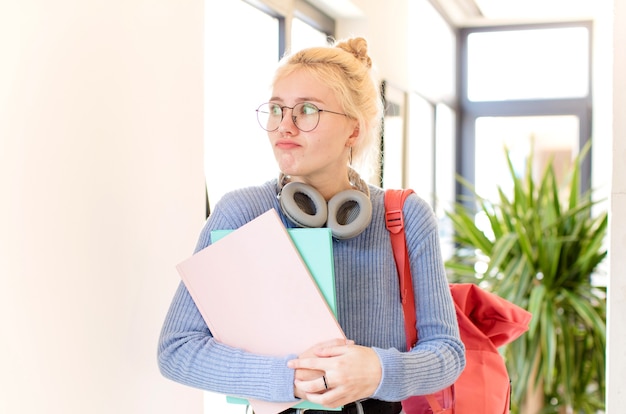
[
  {"x1": 326, "y1": 189, "x2": 372, "y2": 239},
  {"x1": 279, "y1": 181, "x2": 328, "y2": 228}
]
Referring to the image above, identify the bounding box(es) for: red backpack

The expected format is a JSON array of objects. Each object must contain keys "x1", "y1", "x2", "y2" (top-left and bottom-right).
[{"x1": 384, "y1": 189, "x2": 532, "y2": 414}]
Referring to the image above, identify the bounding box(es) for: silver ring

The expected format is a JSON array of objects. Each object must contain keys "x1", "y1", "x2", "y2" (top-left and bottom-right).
[{"x1": 322, "y1": 375, "x2": 328, "y2": 390}]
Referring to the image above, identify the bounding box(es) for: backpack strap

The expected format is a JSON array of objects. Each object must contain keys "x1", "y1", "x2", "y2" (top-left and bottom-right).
[
  {"x1": 384, "y1": 189, "x2": 417, "y2": 350},
  {"x1": 385, "y1": 189, "x2": 446, "y2": 413}
]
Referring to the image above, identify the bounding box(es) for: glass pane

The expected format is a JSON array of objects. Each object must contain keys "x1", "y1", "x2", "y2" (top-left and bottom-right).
[
  {"x1": 406, "y1": 93, "x2": 435, "y2": 206},
  {"x1": 435, "y1": 104, "x2": 456, "y2": 216},
  {"x1": 474, "y1": 115, "x2": 580, "y2": 205},
  {"x1": 409, "y1": 0, "x2": 456, "y2": 102},
  {"x1": 205, "y1": 1, "x2": 279, "y2": 212},
  {"x1": 467, "y1": 27, "x2": 589, "y2": 101},
  {"x1": 434, "y1": 104, "x2": 456, "y2": 260},
  {"x1": 291, "y1": 18, "x2": 329, "y2": 52},
  {"x1": 381, "y1": 84, "x2": 406, "y2": 189}
]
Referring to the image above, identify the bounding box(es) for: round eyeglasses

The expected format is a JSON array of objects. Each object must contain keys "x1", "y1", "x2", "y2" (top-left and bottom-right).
[{"x1": 256, "y1": 102, "x2": 348, "y2": 132}]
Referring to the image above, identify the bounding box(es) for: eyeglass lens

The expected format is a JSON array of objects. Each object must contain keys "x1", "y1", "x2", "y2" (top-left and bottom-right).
[{"x1": 256, "y1": 102, "x2": 321, "y2": 132}]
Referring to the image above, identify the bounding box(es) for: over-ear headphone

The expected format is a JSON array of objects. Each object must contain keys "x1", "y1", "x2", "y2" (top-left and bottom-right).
[{"x1": 277, "y1": 168, "x2": 373, "y2": 240}]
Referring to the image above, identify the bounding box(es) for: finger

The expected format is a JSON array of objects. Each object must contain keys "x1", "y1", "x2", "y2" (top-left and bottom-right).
[
  {"x1": 294, "y1": 367, "x2": 324, "y2": 381},
  {"x1": 293, "y1": 376, "x2": 328, "y2": 394},
  {"x1": 313, "y1": 343, "x2": 353, "y2": 358},
  {"x1": 288, "y1": 356, "x2": 328, "y2": 371},
  {"x1": 314, "y1": 338, "x2": 353, "y2": 348},
  {"x1": 288, "y1": 343, "x2": 355, "y2": 370}
]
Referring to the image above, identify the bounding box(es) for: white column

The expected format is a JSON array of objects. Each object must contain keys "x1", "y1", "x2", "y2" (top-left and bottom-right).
[
  {"x1": 607, "y1": 0, "x2": 626, "y2": 411},
  {"x1": 0, "y1": 1, "x2": 205, "y2": 413}
]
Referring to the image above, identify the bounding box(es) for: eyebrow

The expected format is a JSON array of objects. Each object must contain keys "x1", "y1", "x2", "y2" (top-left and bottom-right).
[{"x1": 268, "y1": 97, "x2": 325, "y2": 105}]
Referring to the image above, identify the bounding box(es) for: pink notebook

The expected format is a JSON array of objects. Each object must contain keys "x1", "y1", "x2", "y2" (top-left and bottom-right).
[{"x1": 176, "y1": 209, "x2": 345, "y2": 414}]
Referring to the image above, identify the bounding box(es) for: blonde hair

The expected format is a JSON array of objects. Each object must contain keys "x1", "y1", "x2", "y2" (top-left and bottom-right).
[{"x1": 272, "y1": 37, "x2": 382, "y2": 177}]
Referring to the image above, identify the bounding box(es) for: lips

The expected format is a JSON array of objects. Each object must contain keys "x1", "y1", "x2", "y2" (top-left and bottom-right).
[{"x1": 275, "y1": 139, "x2": 301, "y2": 150}]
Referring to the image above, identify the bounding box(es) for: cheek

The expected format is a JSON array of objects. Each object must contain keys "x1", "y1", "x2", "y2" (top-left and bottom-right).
[
  {"x1": 307, "y1": 135, "x2": 337, "y2": 156},
  {"x1": 313, "y1": 123, "x2": 350, "y2": 146}
]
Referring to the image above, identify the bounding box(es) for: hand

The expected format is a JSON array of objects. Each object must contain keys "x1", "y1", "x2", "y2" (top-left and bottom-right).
[
  {"x1": 292, "y1": 339, "x2": 353, "y2": 387},
  {"x1": 287, "y1": 341, "x2": 382, "y2": 408}
]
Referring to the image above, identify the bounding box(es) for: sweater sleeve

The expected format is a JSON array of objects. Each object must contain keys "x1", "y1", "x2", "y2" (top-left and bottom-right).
[
  {"x1": 371, "y1": 194, "x2": 465, "y2": 400},
  {"x1": 157, "y1": 281, "x2": 298, "y2": 402},
  {"x1": 157, "y1": 187, "x2": 300, "y2": 403}
]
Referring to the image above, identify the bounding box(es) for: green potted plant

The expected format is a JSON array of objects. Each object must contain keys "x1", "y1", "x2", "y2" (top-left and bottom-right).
[{"x1": 444, "y1": 142, "x2": 607, "y2": 413}]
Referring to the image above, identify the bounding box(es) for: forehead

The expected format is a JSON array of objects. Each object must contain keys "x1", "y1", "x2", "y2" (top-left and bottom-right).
[{"x1": 271, "y1": 69, "x2": 338, "y2": 106}]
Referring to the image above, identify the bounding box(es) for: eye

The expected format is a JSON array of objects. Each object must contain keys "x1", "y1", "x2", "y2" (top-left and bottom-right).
[
  {"x1": 300, "y1": 102, "x2": 319, "y2": 116},
  {"x1": 269, "y1": 103, "x2": 282, "y2": 116}
]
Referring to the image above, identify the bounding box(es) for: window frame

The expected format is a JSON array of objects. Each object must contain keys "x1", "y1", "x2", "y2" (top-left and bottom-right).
[{"x1": 457, "y1": 21, "x2": 594, "y2": 200}]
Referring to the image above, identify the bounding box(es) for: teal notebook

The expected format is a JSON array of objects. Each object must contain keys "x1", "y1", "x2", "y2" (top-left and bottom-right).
[{"x1": 210, "y1": 227, "x2": 340, "y2": 411}]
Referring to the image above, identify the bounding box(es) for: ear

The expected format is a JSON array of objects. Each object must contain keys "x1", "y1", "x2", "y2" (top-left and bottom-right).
[
  {"x1": 346, "y1": 137, "x2": 358, "y2": 149},
  {"x1": 346, "y1": 122, "x2": 360, "y2": 147},
  {"x1": 349, "y1": 122, "x2": 360, "y2": 139}
]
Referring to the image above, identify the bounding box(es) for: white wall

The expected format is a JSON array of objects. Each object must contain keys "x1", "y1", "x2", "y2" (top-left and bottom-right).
[
  {"x1": 0, "y1": 1, "x2": 205, "y2": 413},
  {"x1": 340, "y1": 0, "x2": 411, "y2": 87},
  {"x1": 607, "y1": 0, "x2": 626, "y2": 411}
]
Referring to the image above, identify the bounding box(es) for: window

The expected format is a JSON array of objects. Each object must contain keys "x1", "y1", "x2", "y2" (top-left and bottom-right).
[
  {"x1": 474, "y1": 115, "x2": 579, "y2": 202},
  {"x1": 409, "y1": 0, "x2": 457, "y2": 103},
  {"x1": 405, "y1": 93, "x2": 435, "y2": 202},
  {"x1": 381, "y1": 81, "x2": 407, "y2": 189},
  {"x1": 434, "y1": 104, "x2": 456, "y2": 219},
  {"x1": 405, "y1": 0, "x2": 458, "y2": 254},
  {"x1": 204, "y1": 0, "x2": 280, "y2": 215},
  {"x1": 459, "y1": 22, "x2": 593, "y2": 205},
  {"x1": 204, "y1": 1, "x2": 334, "y2": 215},
  {"x1": 291, "y1": 17, "x2": 331, "y2": 52},
  {"x1": 467, "y1": 27, "x2": 590, "y2": 101}
]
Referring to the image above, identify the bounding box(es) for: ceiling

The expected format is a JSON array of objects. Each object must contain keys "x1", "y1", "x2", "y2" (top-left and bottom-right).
[
  {"x1": 310, "y1": 0, "x2": 603, "y2": 27},
  {"x1": 433, "y1": 0, "x2": 601, "y2": 26}
]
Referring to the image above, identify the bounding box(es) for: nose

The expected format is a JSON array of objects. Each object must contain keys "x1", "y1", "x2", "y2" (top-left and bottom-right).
[{"x1": 278, "y1": 107, "x2": 298, "y2": 133}]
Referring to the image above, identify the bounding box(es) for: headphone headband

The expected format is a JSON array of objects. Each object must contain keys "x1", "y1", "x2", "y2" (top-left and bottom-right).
[
  {"x1": 277, "y1": 167, "x2": 370, "y2": 196},
  {"x1": 277, "y1": 168, "x2": 372, "y2": 239}
]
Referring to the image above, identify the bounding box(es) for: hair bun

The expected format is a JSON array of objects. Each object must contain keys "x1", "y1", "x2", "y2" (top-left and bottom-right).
[{"x1": 336, "y1": 37, "x2": 372, "y2": 69}]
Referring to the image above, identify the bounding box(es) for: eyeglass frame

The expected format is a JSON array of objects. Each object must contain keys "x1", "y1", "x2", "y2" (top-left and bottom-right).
[{"x1": 255, "y1": 102, "x2": 348, "y2": 132}]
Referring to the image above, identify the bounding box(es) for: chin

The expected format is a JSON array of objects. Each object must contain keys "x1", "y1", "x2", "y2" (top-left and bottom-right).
[{"x1": 275, "y1": 162, "x2": 300, "y2": 177}]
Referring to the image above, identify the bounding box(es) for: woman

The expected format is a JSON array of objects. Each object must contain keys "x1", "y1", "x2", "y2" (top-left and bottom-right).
[{"x1": 158, "y1": 37, "x2": 465, "y2": 414}]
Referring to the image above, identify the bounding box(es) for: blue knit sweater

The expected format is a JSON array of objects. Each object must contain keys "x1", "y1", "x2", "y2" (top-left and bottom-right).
[{"x1": 158, "y1": 180, "x2": 465, "y2": 404}]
